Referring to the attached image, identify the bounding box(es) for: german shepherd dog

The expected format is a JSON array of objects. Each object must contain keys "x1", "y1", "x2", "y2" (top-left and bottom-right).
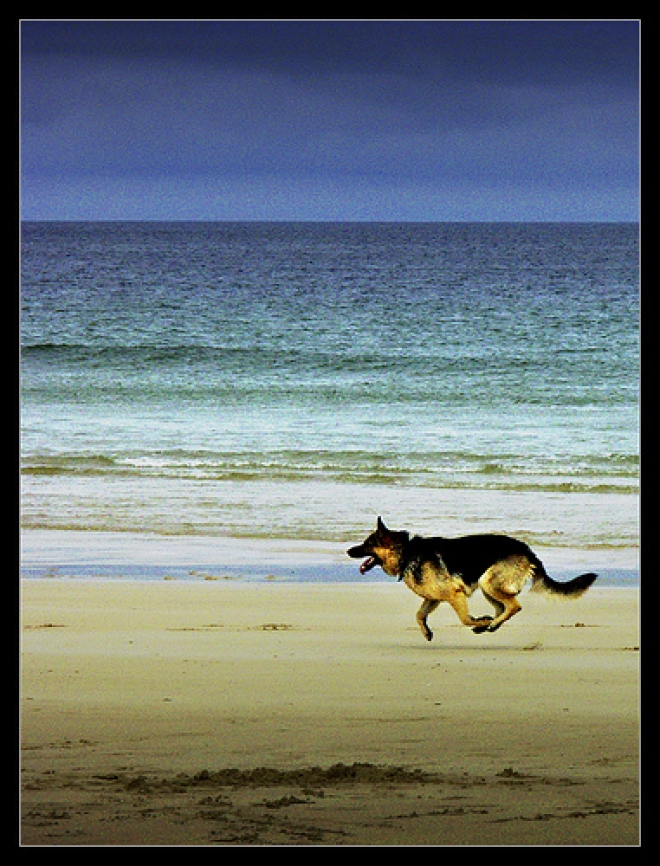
[{"x1": 347, "y1": 517, "x2": 597, "y2": 639}]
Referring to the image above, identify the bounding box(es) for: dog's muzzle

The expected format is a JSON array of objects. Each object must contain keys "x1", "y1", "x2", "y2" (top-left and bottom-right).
[
  {"x1": 358, "y1": 557, "x2": 378, "y2": 574},
  {"x1": 347, "y1": 545, "x2": 380, "y2": 574}
]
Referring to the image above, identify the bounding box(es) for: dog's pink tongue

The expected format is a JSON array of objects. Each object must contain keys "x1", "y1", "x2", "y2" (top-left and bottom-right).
[{"x1": 360, "y1": 557, "x2": 375, "y2": 574}]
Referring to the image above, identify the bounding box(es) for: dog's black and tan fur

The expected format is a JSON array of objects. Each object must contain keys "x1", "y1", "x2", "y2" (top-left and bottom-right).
[{"x1": 347, "y1": 517, "x2": 597, "y2": 640}]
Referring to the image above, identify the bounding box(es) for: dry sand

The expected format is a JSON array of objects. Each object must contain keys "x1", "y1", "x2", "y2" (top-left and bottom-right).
[{"x1": 21, "y1": 579, "x2": 639, "y2": 846}]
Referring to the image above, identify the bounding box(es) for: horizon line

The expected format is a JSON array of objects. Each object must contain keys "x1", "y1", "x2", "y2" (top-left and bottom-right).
[{"x1": 20, "y1": 217, "x2": 640, "y2": 225}]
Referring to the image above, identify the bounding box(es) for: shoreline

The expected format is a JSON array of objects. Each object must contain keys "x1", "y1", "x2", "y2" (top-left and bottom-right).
[
  {"x1": 21, "y1": 528, "x2": 639, "y2": 585},
  {"x1": 21, "y1": 579, "x2": 639, "y2": 845}
]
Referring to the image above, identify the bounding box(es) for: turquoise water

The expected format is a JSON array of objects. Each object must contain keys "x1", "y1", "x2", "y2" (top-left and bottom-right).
[{"x1": 21, "y1": 222, "x2": 639, "y2": 566}]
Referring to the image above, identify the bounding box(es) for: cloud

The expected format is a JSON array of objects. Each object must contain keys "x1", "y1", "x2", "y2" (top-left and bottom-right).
[
  {"x1": 22, "y1": 57, "x2": 637, "y2": 170},
  {"x1": 20, "y1": 21, "x2": 639, "y2": 220},
  {"x1": 22, "y1": 20, "x2": 640, "y2": 87}
]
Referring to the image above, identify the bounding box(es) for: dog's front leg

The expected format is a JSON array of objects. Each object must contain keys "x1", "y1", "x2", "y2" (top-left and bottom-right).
[
  {"x1": 416, "y1": 598, "x2": 440, "y2": 641},
  {"x1": 446, "y1": 589, "x2": 492, "y2": 632}
]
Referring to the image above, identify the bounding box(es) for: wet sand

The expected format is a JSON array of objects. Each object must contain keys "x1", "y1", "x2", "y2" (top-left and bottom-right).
[{"x1": 21, "y1": 580, "x2": 639, "y2": 845}]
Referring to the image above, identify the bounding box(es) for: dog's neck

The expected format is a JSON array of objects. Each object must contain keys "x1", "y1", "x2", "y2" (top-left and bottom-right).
[{"x1": 397, "y1": 535, "x2": 428, "y2": 582}]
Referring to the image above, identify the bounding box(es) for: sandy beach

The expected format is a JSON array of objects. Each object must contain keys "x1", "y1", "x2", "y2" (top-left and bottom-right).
[{"x1": 21, "y1": 579, "x2": 639, "y2": 846}]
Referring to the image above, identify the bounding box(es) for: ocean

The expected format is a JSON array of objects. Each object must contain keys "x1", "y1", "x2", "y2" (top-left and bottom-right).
[{"x1": 21, "y1": 221, "x2": 639, "y2": 583}]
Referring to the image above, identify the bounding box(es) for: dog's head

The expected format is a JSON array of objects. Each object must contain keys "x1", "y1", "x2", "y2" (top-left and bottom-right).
[{"x1": 346, "y1": 516, "x2": 410, "y2": 578}]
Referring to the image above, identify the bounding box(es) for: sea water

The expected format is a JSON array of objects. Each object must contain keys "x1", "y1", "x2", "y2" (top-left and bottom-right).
[{"x1": 21, "y1": 222, "x2": 639, "y2": 581}]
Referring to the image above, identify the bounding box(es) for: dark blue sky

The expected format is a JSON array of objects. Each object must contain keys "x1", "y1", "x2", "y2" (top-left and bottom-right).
[{"x1": 21, "y1": 20, "x2": 639, "y2": 221}]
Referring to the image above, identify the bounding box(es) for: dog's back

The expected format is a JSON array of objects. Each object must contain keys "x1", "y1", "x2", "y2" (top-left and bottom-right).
[{"x1": 426, "y1": 533, "x2": 538, "y2": 586}]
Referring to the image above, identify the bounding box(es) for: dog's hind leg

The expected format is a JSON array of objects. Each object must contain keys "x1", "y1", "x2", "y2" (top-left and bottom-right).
[
  {"x1": 470, "y1": 588, "x2": 506, "y2": 634},
  {"x1": 477, "y1": 556, "x2": 530, "y2": 632},
  {"x1": 483, "y1": 593, "x2": 521, "y2": 632},
  {"x1": 416, "y1": 598, "x2": 440, "y2": 641},
  {"x1": 480, "y1": 588, "x2": 506, "y2": 619}
]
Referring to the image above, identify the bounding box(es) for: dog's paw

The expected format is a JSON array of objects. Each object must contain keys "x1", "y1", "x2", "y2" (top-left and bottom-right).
[
  {"x1": 423, "y1": 629, "x2": 434, "y2": 642},
  {"x1": 471, "y1": 616, "x2": 493, "y2": 634}
]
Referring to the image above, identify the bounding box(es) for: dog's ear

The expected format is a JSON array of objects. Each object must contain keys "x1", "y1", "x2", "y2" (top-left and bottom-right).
[{"x1": 376, "y1": 516, "x2": 389, "y2": 537}]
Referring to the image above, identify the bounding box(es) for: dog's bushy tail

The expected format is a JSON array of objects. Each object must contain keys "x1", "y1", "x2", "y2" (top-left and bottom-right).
[{"x1": 531, "y1": 560, "x2": 597, "y2": 598}]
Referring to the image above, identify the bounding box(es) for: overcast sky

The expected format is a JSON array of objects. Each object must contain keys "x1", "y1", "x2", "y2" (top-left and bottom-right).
[{"x1": 21, "y1": 20, "x2": 639, "y2": 221}]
